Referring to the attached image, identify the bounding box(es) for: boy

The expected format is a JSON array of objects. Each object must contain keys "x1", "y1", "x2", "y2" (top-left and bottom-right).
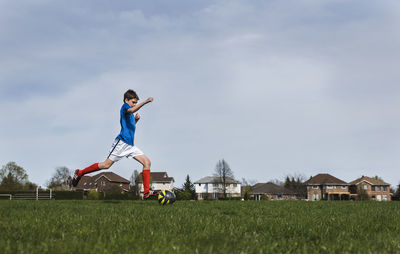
[{"x1": 72, "y1": 89, "x2": 156, "y2": 199}]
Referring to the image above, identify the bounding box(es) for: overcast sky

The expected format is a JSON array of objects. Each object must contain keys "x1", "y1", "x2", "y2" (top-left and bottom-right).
[{"x1": 1, "y1": 0, "x2": 399, "y2": 188}]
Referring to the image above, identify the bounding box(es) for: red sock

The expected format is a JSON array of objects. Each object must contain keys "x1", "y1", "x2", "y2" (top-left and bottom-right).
[
  {"x1": 142, "y1": 169, "x2": 150, "y2": 193},
  {"x1": 80, "y1": 163, "x2": 100, "y2": 176}
]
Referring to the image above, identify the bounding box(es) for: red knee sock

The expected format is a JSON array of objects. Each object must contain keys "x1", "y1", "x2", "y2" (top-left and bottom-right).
[
  {"x1": 79, "y1": 163, "x2": 100, "y2": 176},
  {"x1": 142, "y1": 169, "x2": 150, "y2": 193}
]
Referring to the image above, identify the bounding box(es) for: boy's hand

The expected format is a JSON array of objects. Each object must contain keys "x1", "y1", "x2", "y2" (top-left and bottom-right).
[{"x1": 146, "y1": 97, "x2": 154, "y2": 103}]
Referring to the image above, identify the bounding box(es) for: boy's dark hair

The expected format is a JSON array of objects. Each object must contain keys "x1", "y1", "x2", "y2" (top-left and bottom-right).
[{"x1": 124, "y1": 90, "x2": 139, "y2": 102}]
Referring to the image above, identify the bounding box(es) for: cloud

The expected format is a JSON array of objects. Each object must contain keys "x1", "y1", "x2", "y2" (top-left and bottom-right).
[{"x1": 0, "y1": 0, "x2": 399, "y2": 187}]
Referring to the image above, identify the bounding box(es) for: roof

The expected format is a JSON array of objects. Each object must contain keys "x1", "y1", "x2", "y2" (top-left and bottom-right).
[
  {"x1": 349, "y1": 176, "x2": 390, "y2": 186},
  {"x1": 74, "y1": 176, "x2": 96, "y2": 189},
  {"x1": 136, "y1": 172, "x2": 174, "y2": 183},
  {"x1": 194, "y1": 176, "x2": 240, "y2": 184},
  {"x1": 74, "y1": 172, "x2": 130, "y2": 190},
  {"x1": 305, "y1": 174, "x2": 348, "y2": 185},
  {"x1": 251, "y1": 182, "x2": 297, "y2": 195},
  {"x1": 93, "y1": 172, "x2": 130, "y2": 184}
]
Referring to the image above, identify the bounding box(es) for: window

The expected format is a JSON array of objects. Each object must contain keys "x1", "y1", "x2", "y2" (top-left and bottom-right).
[
  {"x1": 377, "y1": 186, "x2": 381, "y2": 192},
  {"x1": 383, "y1": 195, "x2": 388, "y2": 201},
  {"x1": 120, "y1": 183, "x2": 122, "y2": 187},
  {"x1": 84, "y1": 183, "x2": 87, "y2": 186},
  {"x1": 327, "y1": 185, "x2": 334, "y2": 189},
  {"x1": 312, "y1": 185, "x2": 318, "y2": 189},
  {"x1": 233, "y1": 184, "x2": 237, "y2": 187},
  {"x1": 291, "y1": 195, "x2": 296, "y2": 200},
  {"x1": 199, "y1": 184, "x2": 201, "y2": 186},
  {"x1": 363, "y1": 185, "x2": 368, "y2": 190},
  {"x1": 383, "y1": 186, "x2": 387, "y2": 192},
  {"x1": 341, "y1": 186, "x2": 347, "y2": 189},
  {"x1": 312, "y1": 193, "x2": 319, "y2": 201},
  {"x1": 371, "y1": 186, "x2": 375, "y2": 191},
  {"x1": 277, "y1": 194, "x2": 283, "y2": 200}
]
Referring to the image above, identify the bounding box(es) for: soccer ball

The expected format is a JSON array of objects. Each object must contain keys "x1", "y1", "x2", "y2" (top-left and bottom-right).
[{"x1": 158, "y1": 190, "x2": 176, "y2": 205}]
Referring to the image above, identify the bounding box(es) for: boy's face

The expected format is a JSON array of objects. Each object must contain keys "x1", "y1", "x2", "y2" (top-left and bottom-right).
[{"x1": 125, "y1": 98, "x2": 138, "y2": 107}]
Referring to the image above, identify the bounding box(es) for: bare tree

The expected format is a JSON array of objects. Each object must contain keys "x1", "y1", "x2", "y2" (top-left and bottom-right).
[
  {"x1": 213, "y1": 159, "x2": 234, "y2": 199},
  {"x1": 130, "y1": 170, "x2": 139, "y2": 195},
  {"x1": 241, "y1": 178, "x2": 255, "y2": 200},
  {"x1": 47, "y1": 167, "x2": 72, "y2": 190}
]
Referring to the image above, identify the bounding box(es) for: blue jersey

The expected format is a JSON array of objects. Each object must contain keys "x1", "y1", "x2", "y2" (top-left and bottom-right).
[{"x1": 116, "y1": 103, "x2": 136, "y2": 146}]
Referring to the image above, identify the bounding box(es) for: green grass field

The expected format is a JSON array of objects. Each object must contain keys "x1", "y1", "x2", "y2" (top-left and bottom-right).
[{"x1": 1, "y1": 200, "x2": 400, "y2": 254}]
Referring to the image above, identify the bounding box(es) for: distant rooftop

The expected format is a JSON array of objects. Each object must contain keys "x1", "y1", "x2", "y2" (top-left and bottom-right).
[
  {"x1": 349, "y1": 175, "x2": 390, "y2": 186},
  {"x1": 305, "y1": 173, "x2": 348, "y2": 185},
  {"x1": 136, "y1": 172, "x2": 174, "y2": 183},
  {"x1": 251, "y1": 182, "x2": 297, "y2": 194},
  {"x1": 194, "y1": 176, "x2": 240, "y2": 184}
]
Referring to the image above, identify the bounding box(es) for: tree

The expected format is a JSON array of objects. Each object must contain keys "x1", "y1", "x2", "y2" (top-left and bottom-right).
[
  {"x1": 357, "y1": 186, "x2": 370, "y2": 201},
  {"x1": 213, "y1": 159, "x2": 234, "y2": 199},
  {"x1": 130, "y1": 170, "x2": 140, "y2": 195},
  {"x1": 392, "y1": 184, "x2": 400, "y2": 201},
  {"x1": 283, "y1": 174, "x2": 307, "y2": 199},
  {"x1": 0, "y1": 162, "x2": 29, "y2": 190},
  {"x1": 182, "y1": 174, "x2": 196, "y2": 200},
  {"x1": 47, "y1": 167, "x2": 72, "y2": 190},
  {"x1": 241, "y1": 178, "x2": 253, "y2": 200},
  {"x1": 24, "y1": 181, "x2": 38, "y2": 191}
]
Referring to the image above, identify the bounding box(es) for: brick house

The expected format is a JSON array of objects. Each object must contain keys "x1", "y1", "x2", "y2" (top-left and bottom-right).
[
  {"x1": 305, "y1": 174, "x2": 350, "y2": 201},
  {"x1": 194, "y1": 176, "x2": 241, "y2": 200},
  {"x1": 349, "y1": 176, "x2": 391, "y2": 201},
  {"x1": 251, "y1": 182, "x2": 302, "y2": 200},
  {"x1": 73, "y1": 172, "x2": 130, "y2": 192},
  {"x1": 136, "y1": 172, "x2": 174, "y2": 197}
]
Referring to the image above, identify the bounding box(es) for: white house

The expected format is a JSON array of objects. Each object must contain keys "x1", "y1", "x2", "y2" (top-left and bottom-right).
[
  {"x1": 194, "y1": 176, "x2": 241, "y2": 200},
  {"x1": 136, "y1": 172, "x2": 174, "y2": 197}
]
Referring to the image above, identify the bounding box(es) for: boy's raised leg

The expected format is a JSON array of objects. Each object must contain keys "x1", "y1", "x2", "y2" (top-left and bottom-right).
[{"x1": 72, "y1": 159, "x2": 114, "y2": 187}]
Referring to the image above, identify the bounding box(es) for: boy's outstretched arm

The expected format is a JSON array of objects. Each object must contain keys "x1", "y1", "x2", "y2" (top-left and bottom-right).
[{"x1": 127, "y1": 97, "x2": 153, "y2": 114}]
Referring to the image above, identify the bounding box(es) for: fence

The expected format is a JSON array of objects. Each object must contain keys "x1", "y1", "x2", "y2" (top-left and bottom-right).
[
  {"x1": 0, "y1": 194, "x2": 12, "y2": 200},
  {"x1": 0, "y1": 188, "x2": 53, "y2": 200}
]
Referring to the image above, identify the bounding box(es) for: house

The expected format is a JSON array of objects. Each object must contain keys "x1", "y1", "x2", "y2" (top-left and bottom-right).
[
  {"x1": 305, "y1": 173, "x2": 350, "y2": 201},
  {"x1": 136, "y1": 172, "x2": 174, "y2": 197},
  {"x1": 349, "y1": 176, "x2": 391, "y2": 201},
  {"x1": 194, "y1": 176, "x2": 241, "y2": 200},
  {"x1": 251, "y1": 182, "x2": 302, "y2": 201},
  {"x1": 73, "y1": 172, "x2": 130, "y2": 192}
]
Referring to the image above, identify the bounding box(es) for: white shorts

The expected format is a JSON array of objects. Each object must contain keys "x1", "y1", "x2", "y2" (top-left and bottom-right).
[{"x1": 107, "y1": 139, "x2": 144, "y2": 162}]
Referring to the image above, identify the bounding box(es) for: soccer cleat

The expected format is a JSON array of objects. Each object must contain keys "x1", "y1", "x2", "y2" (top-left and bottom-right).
[
  {"x1": 144, "y1": 190, "x2": 161, "y2": 199},
  {"x1": 72, "y1": 169, "x2": 82, "y2": 187}
]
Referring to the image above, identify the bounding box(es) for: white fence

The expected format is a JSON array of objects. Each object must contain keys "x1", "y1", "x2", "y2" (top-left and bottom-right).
[
  {"x1": 0, "y1": 194, "x2": 12, "y2": 200},
  {"x1": 0, "y1": 188, "x2": 53, "y2": 200}
]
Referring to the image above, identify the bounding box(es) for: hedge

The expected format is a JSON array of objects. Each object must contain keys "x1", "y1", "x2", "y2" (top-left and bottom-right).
[{"x1": 53, "y1": 191, "x2": 84, "y2": 200}]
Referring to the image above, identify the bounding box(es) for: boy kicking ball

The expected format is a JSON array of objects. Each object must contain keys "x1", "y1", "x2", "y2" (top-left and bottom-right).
[{"x1": 72, "y1": 89, "x2": 157, "y2": 199}]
